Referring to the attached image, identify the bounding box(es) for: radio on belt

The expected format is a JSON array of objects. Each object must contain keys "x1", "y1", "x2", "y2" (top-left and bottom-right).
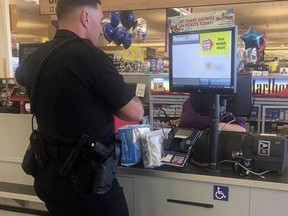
[{"x1": 244, "y1": 134, "x2": 288, "y2": 175}]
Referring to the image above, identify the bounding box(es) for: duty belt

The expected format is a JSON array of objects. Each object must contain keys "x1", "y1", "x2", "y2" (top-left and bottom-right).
[{"x1": 45, "y1": 144, "x2": 73, "y2": 161}]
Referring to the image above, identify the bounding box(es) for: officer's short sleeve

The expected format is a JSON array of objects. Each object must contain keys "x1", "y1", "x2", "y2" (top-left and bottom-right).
[{"x1": 90, "y1": 53, "x2": 135, "y2": 112}]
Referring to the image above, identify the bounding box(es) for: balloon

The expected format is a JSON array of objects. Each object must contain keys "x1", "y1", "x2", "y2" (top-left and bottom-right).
[
  {"x1": 132, "y1": 18, "x2": 147, "y2": 43},
  {"x1": 123, "y1": 33, "x2": 132, "y2": 50},
  {"x1": 103, "y1": 22, "x2": 115, "y2": 43},
  {"x1": 113, "y1": 27, "x2": 127, "y2": 46},
  {"x1": 241, "y1": 47, "x2": 258, "y2": 64},
  {"x1": 258, "y1": 33, "x2": 267, "y2": 53},
  {"x1": 237, "y1": 51, "x2": 245, "y2": 72},
  {"x1": 111, "y1": 12, "x2": 120, "y2": 28},
  {"x1": 240, "y1": 27, "x2": 263, "y2": 50},
  {"x1": 120, "y1": 11, "x2": 135, "y2": 30}
]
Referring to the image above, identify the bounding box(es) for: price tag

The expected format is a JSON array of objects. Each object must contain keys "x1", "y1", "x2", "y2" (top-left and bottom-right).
[
  {"x1": 40, "y1": 0, "x2": 57, "y2": 15},
  {"x1": 136, "y1": 83, "x2": 146, "y2": 98}
]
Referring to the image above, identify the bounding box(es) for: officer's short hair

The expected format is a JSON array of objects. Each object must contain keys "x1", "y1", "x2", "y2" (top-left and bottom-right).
[{"x1": 56, "y1": 0, "x2": 102, "y2": 20}]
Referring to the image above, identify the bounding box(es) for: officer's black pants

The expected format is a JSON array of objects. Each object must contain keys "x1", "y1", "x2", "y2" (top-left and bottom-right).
[{"x1": 34, "y1": 160, "x2": 129, "y2": 216}]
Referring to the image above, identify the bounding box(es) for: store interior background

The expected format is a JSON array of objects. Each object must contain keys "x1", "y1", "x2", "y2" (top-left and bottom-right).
[{"x1": 8, "y1": 0, "x2": 288, "y2": 65}]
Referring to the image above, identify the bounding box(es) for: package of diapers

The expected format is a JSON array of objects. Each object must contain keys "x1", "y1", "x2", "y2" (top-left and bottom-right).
[{"x1": 119, "y1": 124, "x2": 151, "y2": 166}]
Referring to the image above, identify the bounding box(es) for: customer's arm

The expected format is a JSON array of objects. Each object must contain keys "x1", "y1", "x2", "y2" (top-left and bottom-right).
[
  {"x1": 219, "y1": 122, "x2": 246, "y2": 132},
  {"x1": 116, "y1": 96, "x2": 144, "y2": 121}
]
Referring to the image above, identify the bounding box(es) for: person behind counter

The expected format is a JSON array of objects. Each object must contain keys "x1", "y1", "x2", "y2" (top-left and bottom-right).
[
  {"x1": 170, "y1": 98, "x2": 246, "y2": 132},
  {"x1": 15, "y1": 0, "x2": 143, "y2": 215}
]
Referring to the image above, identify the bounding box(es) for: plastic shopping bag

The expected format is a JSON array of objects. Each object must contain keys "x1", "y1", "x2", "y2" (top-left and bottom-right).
[{"x1": 143, "y1": 128, "x2": 171, "y2": 168}]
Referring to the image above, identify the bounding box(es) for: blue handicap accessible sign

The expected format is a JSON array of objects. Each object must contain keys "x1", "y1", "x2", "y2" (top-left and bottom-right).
[{"x1": 213, "y1": 185, "x2": 229, "y2": 201}]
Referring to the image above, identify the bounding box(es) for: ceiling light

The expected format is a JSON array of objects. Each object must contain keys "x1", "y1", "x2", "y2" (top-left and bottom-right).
[
  {"x1": 172, "y1": 8, "x2": 192, "y2": 16},
  {"x1": 25, "y1": 0, "x2": 39, "y2": 5}
]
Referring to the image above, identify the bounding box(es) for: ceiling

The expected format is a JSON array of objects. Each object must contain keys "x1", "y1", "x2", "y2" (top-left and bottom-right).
[
  {"x1": 9, "y1": 0, "x2": 288, "y2": 59},
  {"x1": 10, "y1": 0, "x2": 51, "y2": 42}
]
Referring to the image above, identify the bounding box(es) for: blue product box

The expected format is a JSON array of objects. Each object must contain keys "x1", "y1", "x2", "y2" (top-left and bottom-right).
[{"x1": 118, "y1": 125, "x2": 151, "y2": 166}]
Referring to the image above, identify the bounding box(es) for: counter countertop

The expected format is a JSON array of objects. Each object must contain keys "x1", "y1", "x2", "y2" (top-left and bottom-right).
[{"x1": 118, "y1": 164, "x2": 288, "y2": 191}]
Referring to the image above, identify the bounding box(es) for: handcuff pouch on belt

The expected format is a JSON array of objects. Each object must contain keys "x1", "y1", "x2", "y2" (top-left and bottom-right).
[{"x1": 22, "y1": 129, "x2": 47, "y2": 177}]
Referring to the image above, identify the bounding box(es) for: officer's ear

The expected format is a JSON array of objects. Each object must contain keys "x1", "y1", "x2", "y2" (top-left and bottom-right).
[{"x1": 80, "y1": 10, "x2": 89, "y2": 28}]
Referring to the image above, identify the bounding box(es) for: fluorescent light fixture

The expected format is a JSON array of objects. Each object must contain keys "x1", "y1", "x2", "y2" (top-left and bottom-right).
[
  {"x1": 25, "y1": 0, "x2": 39, "y2": 5},
  {"x1": 173, "y1": 8, "x2": 192, "y2": 16}
]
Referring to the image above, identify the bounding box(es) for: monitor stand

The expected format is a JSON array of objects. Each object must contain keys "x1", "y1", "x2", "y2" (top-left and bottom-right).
[{"x1": 204, "y1": 94, "x2": 221, "y2": 174}]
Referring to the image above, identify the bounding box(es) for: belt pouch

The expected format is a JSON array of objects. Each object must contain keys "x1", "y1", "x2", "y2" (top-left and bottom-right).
[{"x1": 22, "y1": 130, "x2": 43, "y2": 176}]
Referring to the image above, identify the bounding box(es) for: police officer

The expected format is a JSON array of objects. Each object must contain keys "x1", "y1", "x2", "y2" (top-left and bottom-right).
[{"x1": 15, "y1": 0, "x2": 144, "y2": 215}]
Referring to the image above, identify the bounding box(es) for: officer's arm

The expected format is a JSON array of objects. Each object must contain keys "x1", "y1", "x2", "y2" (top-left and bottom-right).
[{"x1": 116, "y1": 96, "x2": 144, "y2": 121}]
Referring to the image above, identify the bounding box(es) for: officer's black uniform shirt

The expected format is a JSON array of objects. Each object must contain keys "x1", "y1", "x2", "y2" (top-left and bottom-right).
[{"x1": 15, "y1": 30, "x2": 135, "y2": 145}]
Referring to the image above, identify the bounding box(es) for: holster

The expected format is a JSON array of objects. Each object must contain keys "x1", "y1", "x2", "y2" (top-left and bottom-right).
[
  {"x1": 57, "y1": 135, "x2": 120, "y2": 194},
  {"x1": 91, "y1": 142, "x2": 120, "y2": 194}
]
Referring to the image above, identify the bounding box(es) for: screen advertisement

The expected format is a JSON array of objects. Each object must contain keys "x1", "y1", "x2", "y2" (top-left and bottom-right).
[{"x1": 169, "y1": 27, "x2": 237, "y2": 94}]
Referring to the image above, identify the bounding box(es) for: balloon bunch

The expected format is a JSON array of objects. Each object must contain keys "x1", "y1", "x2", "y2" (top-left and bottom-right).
[
  {"x1": 240, "y1": 27, "x2": 267, "y2": 62},
  {"x1": 102, "y1": 11, "x2": 147, "y2": 50}
]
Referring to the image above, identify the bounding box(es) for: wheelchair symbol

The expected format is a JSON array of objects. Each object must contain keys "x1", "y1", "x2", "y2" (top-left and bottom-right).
[{"x1": 215, "y1": 187, "x2": 227, "y2": 200}]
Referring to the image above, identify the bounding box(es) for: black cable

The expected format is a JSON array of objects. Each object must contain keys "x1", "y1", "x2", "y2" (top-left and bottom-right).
[
  {"x1": 159, "y1": 108, "x2": 174, "y2": 130},
  {"x1": 190, "y1": 158, "x2": 210, "y2": 168},
  {"x1": 158, "y1": 108, "x2": 176, "y2": 139}
]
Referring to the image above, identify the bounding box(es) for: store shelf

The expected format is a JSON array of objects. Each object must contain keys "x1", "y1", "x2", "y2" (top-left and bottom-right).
[
  {"x1": 261, "y1": 105, "x2": 288, "y2": 134},
  {"x1": 245, "y1": 97, "x2": 288, "y2": 134},
  {"x1": 120, "y1": 73, "x2": 288, "y2": 134},
  {"x1": 150, "y1": 100, "x2": 185, "y2": 130}
]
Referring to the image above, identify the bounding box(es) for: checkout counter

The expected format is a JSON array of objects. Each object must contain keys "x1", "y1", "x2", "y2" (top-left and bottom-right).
[
  {"x1": 117, "y1": 161, "x2": 288, "y2": 216},
  {"x1": 117, "y1": 130, "x2": 288, "y2": 216},
  {"x1": 0, "y1": 114, "x2": 288, "y2": 216}
]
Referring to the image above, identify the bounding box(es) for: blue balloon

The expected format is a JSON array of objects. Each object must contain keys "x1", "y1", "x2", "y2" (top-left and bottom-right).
[
  {"x1": 113, "y1": 27, "x2": 126, "y2": 46},
  {"x1": 120, "y1": 11, "x2": 135, "y2": 30},
  {"x1": 103, "y1": 23, "x2": 114, "y2": 43},
  {"x1": 240, "y1": 27, "x2": 263, "y2": 50},
  {"x1": 123, "y1": 33, "x2": 132, "y2": 50},
  {"x1": 111, "y1": 12, "x2": 120, "y2": 28}
]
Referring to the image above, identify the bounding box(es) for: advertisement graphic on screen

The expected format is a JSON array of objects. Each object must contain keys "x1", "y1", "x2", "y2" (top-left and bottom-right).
[{"x1": 169, "y1": 27, "x2": 237, "y2": 94}]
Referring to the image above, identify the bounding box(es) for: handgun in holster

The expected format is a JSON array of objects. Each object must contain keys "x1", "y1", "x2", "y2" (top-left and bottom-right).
[{"x1": 91, "y1": 141, "x2": 120, "y2": 194}]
